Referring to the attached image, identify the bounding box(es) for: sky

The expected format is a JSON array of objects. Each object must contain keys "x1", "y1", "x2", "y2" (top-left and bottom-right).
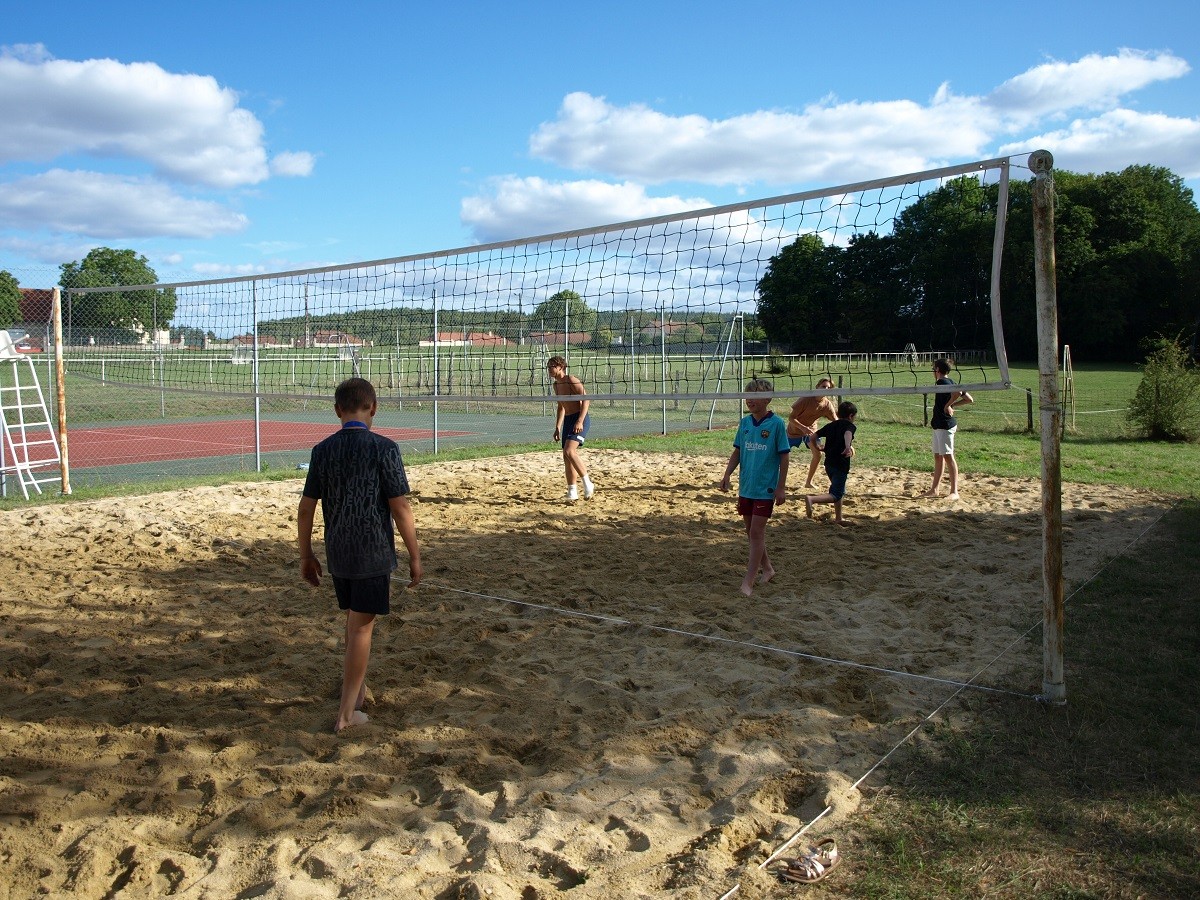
[{"x1": 2, "y1": 0, "x2": 1199, "y2": 288}]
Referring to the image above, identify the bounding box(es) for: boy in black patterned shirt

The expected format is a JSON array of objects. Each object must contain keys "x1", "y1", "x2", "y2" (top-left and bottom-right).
[{"x1": 298, "y1": 378, "x2": 422, "y2": 733}]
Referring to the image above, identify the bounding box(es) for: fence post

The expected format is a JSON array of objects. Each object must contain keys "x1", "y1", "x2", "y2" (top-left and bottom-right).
[{"x1": 1026, "y1": 387, "x2": 1034, "y2": 432}]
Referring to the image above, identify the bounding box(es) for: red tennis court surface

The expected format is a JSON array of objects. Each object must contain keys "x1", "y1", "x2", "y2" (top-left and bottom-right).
[{"x1": 65, "y1": 420, "x2": 471, "y2": 469}]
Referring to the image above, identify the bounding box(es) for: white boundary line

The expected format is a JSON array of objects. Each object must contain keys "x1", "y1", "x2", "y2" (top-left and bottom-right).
[{"x1": 419, "y1": 581, "x2": 1035, "y2": 699}]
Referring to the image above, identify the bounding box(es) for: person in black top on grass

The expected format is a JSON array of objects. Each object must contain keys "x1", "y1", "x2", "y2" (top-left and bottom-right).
[{"x1": 921, "y1": 358, "x2": 974, "y2": 501}]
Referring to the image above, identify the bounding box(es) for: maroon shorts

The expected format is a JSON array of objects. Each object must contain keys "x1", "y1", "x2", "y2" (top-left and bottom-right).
[{"x1": 737, "y1": 496, "x2": 775, "y2": 518}]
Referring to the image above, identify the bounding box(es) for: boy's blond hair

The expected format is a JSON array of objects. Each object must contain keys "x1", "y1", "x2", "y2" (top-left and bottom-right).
[{"x1": 746, "y1": 378, "x2": 773, "y2": 393}]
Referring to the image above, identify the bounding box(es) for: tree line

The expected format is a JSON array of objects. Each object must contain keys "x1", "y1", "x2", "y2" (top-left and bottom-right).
[{"x1": 756, "y1": 165, "x2": 1200, "y2": 362}]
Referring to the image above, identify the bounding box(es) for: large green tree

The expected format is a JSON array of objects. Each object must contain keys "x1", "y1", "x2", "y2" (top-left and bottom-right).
[
  {"x1": 838, "y1": 231, "x2": 909, "y2": 349},
  {"x1": 891, "y1": 175, "x2": 998, "y2": 352},
  {"x1": 0, "y1": 270, "x2": 21, "y2": 329},
  {"x1": 755, "y1": 233, "x2": 844, "y2": 352},
  {"x1": 58, "y1": 248, "x2": 176, "y2": 339},
  {"x1": 530, "y1": 289, "x2": 597, "y2": 336},
  {"x1": 1057, "y1": 166, "x2": 1200, "y2": 360},
  {"x1": 756, "y1": 165, "x2": 1200, "y2": 362}
]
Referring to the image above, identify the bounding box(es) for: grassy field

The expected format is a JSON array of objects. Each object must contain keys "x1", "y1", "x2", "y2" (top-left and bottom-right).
[
  {"x1": 828, "y1": 500, "x2": 1200, "y2": 900},
  {"x1": 5, "y1": 356, "x2": 1180, "y2": 495},
  {"x1": 6, "y1": 398, "x2": 1197, "y2": 506}
]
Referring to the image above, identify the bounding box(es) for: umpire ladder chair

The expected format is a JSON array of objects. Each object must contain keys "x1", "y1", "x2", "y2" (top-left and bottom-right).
[{"x1": 0, "y1": 331, "x2": 62, "y2": 499}]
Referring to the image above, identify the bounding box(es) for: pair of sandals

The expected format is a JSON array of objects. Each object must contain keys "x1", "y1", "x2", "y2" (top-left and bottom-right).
[{"x1": 769, "y1": 837, "x2": 841, "y2": 884}]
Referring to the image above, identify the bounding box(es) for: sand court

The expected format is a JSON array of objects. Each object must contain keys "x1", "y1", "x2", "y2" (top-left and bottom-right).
[{"x1": 0, "y1": 450, "x2": 1169, "y2": 898}]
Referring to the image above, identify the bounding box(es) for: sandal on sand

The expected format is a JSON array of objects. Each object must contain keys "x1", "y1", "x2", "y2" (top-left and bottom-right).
[{"x1": 771, "y1": 837, "x2": 840, "y2": 884}]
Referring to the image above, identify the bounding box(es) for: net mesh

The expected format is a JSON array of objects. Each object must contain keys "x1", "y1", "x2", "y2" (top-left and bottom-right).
[{"x1": 61, "y1": 156, "x2": 1024, "y2": 408}]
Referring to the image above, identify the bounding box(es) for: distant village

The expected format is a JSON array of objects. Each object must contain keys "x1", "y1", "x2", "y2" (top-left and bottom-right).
[{"x1": 8, "y1": 288, "x2": 704, "y2": 353}]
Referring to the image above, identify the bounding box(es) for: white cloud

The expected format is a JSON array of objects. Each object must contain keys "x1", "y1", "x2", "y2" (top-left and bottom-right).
[
  {"x1": 270, "y1": 151, "x2": 316, "y2": 177},
  {"x1": 1001, "y1": 109, "x2": 1200, "y2": 179},
  {"x1": 0, "y1": 46, "x2": 271, "y2": 188},
  {"x1": 986, "y1": 49, "x2": 1190, "y2": 126},
  {"x1": 0, "y1": 234, "x2": 94, "y2": 268},
  {"x1": 529, "y1": 91, "x2": 982, "y2": 186},
  {"x1": 461, "y1": 176, "x2": 711, "y2": 242},
  {"x1": 461, "y1": 50, "x2": 1198, "y2": 242},
  {"x1": 530, "y1": 52, "x2": 1190, "y2": 189},
  {"x1": 192, "y1": 261, "x2": 271, "y2": 277},
  {"x1": 528, "y1": 91, "x2": 993, "y2": 187},
  {"x1": 0, "y1": 170, "x2": 249, "y2": 239}
]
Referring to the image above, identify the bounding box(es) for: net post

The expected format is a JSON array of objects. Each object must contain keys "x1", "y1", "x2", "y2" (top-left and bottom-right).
[
  {"x1": 252, "y1": 279, "x2": 262, "y2": 472},
  {"x1": 1031, "y1": 149, "x2": 1066, "y2": 705},
  {"x1": 52, "y1": 287, "x2": 71, "y2": 495}
]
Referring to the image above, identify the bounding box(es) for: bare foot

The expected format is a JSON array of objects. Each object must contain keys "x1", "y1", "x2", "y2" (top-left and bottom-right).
[
  {"x1": 803, "y1": 482, "x2": 814, "y2": 489},
  {"x1": 758, "y1": 565, "x2": 776, "y2": 585},
  {"x1": 804, "y1": 496, "x2": 814, "y2": 518},
  {"x1": 334, "y1": 710, "x2": 369, "y2": 734},
  {"x1": 739, "y1": 581, "x2": 754, "y2": 597},
  {"x1": 920, "y1": 490, "x2": 940, "y2": 499},
  {"x1": 835, "y1": 519, "x2": 851, "y2": 527},
  {"x1": 947, "y1": 492, "x2": 960, "y2": 501}
]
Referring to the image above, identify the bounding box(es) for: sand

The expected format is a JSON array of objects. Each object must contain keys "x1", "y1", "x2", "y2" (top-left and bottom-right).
[{"x1": 0, "y1": 450, "x2": 1169, "y2": 899}]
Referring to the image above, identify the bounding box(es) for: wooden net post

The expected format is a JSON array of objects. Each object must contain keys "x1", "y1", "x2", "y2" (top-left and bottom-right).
[
  {"x1": 1031, "y1": 150, "x2": 1065, "y2": 704},
  {"x1": 52, "y1": 287, "x2": 71, "y2": 495}
]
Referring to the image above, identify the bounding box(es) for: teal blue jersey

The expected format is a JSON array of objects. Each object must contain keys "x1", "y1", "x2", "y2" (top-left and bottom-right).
[{"x1": 733, "y1": 411, "x2": 790, "y2": 499}]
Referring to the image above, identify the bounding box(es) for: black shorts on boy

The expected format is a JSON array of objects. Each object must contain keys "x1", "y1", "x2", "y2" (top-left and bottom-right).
[{"x1": 332, "y1": 573, "x2": 391, "y2": 615}]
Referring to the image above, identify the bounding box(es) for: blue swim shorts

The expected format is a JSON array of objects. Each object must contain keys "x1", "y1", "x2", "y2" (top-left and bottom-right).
[
  {"x1": 562, "y1": 412, "x2": 590, "y2": 447},
  {"x1": 825, "y1": 467, "x2": 849, "y2": 499}
]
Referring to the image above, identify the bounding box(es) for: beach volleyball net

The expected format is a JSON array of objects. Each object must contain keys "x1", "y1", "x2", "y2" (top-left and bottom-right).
[{"x1": 48, "y1": 153, "x2": 1031, "y2": 480}]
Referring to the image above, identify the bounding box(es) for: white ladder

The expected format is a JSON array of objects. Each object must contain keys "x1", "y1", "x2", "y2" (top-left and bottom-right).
[{"x1": 1, "y1": 337, "x2": 62, "y2": 499}]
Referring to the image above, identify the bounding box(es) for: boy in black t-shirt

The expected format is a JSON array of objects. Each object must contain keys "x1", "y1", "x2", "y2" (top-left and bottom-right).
[
  {"x1": 922, "y1": 357, "x2": 974, "y2": 500},
  {"x1": 804, "y1": 401, "x2": 858, "y2": 526},
  {"x1": 298, "y1": 378, "x2": 422, "y2": 733}
]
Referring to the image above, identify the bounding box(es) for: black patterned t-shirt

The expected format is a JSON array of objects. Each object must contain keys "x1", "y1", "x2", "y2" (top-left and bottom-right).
[{"x1": 302, "y1": 428, "x2": 411, "y2": 579}]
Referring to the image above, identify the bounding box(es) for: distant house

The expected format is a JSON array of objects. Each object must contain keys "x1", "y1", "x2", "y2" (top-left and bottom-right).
[
  {"x1": 231, "y1": 333, "x2": 283, "y2": 348},
  {"x1": 11, "y1": 289, "x2": 53, "y2": 350},
  {"x1": 527, "y1": 330, "x2": 592, "y2": 347},
  {"x1": 637, "y1": 319, "x2": 691, "y2": 340},
  {"x1": 418, "y1": 330, "x2": 510, "y2": 348},
  {"x1": 311, "y1": 330, "x2": 368, "y2": 348},
  {"x1": 18, "y1": 288, "x2": 53, "y2": 323}
]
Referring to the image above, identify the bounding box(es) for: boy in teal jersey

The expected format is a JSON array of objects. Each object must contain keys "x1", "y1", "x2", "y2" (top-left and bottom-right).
[{"x1": 720, "y1": 378, "x2": 791, "y2": 596}]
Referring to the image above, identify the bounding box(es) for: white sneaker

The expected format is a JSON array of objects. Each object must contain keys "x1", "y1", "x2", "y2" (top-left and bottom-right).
[
  {"x1": 583, "y1": 477, "x2": 595, "y2": 499},
  {"x1": 566, "y1": 485, "x2": 579, "y2": 501}
]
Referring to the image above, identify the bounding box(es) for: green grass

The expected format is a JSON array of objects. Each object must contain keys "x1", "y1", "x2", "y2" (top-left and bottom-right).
[
  {"x1": 827, "y1": 500, "x2": 1200, "y2": 900},
  {"x1": 589, "y1": 417, "x2": 1200, "y2": 498},
  {"x1": 5, "y1": 407, "x2": 1197, "y2": 510}
]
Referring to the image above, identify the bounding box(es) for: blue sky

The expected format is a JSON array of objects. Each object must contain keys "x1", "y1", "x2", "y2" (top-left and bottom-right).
[{"x1": 2, "y1": 0, "x2": 1198, "y2": 287}]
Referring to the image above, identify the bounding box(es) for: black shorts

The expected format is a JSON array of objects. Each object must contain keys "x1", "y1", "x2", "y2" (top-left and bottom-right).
[{"x1": 332, "y1": 573, "x2": 391, "y2": 615}]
